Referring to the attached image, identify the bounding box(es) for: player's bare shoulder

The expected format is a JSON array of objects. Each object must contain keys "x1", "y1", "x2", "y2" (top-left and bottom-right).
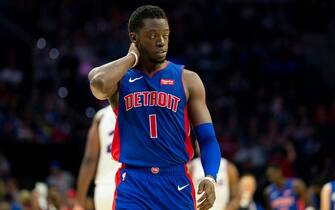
[
  {"x1": 182, "y1": 69, "x2": 205, "y2": 100},
  {"x1": 182, "y1": 69, "x2": 202, "y2": 84}
]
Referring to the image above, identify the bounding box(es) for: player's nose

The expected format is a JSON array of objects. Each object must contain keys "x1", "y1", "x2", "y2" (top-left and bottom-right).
[{"x1": 156, "y1": 35, "x2": 166, "y2": 47}]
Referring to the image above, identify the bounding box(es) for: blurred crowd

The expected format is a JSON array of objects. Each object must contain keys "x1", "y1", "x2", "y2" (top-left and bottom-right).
[
  {"x1": 1, "y1": 0, "x2": 335, "y2": 209},
  {"x1": 0, "y1": 159, "x2": 94, "y2": 210}
]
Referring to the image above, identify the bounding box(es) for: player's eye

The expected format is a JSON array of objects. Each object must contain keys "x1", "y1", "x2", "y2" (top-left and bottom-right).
[{"x1": 149, "y1": 33, "x2": 156, "y2": 39}]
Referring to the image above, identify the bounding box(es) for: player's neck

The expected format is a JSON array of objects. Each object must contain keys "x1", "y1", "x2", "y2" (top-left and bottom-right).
[
  {"x1": 275, "y1": 179, "x2": 285, "y2": 188},
  {"x1": 137, "y1": 60, "x2": 167, "y2": 75}
]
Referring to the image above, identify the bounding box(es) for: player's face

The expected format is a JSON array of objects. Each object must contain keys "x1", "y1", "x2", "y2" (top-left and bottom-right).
[
  {"x1": 137, "y1": 18, "x2": 169, "y2": 64},
  {"x1": 266, "y1": 167, "x2": 281, "y2": 183}
]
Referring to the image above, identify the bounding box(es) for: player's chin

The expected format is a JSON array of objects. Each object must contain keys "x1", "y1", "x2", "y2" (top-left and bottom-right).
[
  {"x1": 151, "y1": 56, "x2": 166, "y2": 64},
  {"x1": 155, "y1": 52, "x2": 167, "y2": 60}
]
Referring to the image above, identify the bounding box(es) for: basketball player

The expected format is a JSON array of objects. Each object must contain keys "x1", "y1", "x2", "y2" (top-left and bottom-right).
[
  {"x1": 320, "y1": 181, "x2": 335, "y2": 210},
  {"x1": 189, "y1": 142, "x2": 239, "y2": 210},
  {"x1": 88, "y1": 5, "x2": 221, "y2": 210},
  {"x1": 227, "y1": 174, "x2": 264, "y2": 210},
  {"x1": 75, "y1": 106, "x2": 121, "y2": 210},
  {"x1": 264, "y1": 165, "x2": 308, "y2": 210}
]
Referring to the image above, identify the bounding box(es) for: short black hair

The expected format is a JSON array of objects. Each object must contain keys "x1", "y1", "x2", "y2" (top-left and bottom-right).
[
  {"x1": 267, "y1": 164, "x2": 281, "y2": 171},
  {"x1": 128, "y1": 5, "x2": 167, "y2": 33}
]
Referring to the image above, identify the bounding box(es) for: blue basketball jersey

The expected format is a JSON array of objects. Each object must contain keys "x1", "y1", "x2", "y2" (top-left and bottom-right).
[
  {"x1": 268, "y1": 179, "x2": 300, "y2": 210},
  {"x1": 330, "y1": 181, "x2": 335, "y2": 210},
  {"x1": 112, "y1": 61, "x2": 193, "y2": 167}
]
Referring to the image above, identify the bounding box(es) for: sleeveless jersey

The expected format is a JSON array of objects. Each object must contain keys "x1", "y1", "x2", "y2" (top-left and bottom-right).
[
  {"x1": 94, "y1": 106, "x2": 121, "y2": 185},
  {"x1": 330, "y1": 181, "x2": 335, "y2": 210},
  {"x1": 189, "y1": 157, "x2": 229, "y2": 210},
  {"x1": 112, "y1": 61, "x2": 193, "y2": 167},
  {"x1": 268, "y1": 179, "x2": 299, "y2": 210}
]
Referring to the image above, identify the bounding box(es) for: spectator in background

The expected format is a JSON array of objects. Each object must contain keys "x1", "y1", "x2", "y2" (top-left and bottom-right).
[
  {"x1": 0, "y1": 153, "x2": 10, "y2": 178},
  {"x1": 47, "y1": 186, "x2": 67, "y2": 210},
  {"x1": 226, "y1": 174, "x2": 264, "y2": 210},
  {"x1": 0, "y1": 201, "x2": 10, "y2": 210},
  {"x1": 0, "y1": 50, "x2": 23, "y2": 88},
  {"x1": 4, "y1": 178, "x2": 20, "y2": 209},
  {"x1": 0, "y1": 179, "x2": 5, "y2": 199},
  {"x1": 46, "y1": 161, "x2": 74, "y2": 195},
  {"x1": 18, "y1": 189, "x2": 40, "y2": 210},
  {"x1": 33, "y1": 182, "x2": 48, "y2": 210}
]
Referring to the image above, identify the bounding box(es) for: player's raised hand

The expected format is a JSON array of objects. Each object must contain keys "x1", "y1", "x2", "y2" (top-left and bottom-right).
[
  {"x1": 128, "y1": 43, "x2": 140, "y2": 58},
  {"x1": 197, "y1": 178, "x2": 216, "y2": 210},
  {"x1": 127, "y1": 43, "x2": 140, "y2": 68}
]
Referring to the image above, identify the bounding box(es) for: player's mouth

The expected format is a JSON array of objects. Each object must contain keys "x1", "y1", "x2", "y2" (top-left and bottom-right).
[{"x1": 155, "y1": 50, "x2": 167, "y2": 56}]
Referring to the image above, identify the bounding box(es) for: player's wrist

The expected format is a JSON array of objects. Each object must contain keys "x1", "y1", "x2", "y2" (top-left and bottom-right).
[
  {"x1": 127, "y1": 51, "x2": 138, "y2": 68},
  {"x1": 203, "y1": 175, "x2": 216, "y2": 185}
]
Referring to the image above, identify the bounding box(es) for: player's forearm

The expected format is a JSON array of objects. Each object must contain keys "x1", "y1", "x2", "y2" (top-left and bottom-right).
[
  {"x1": 195, "y1": 123, "x2": 221, "y2": 180},
  {"x1": 89, "y1": 54, "x2": 136, "y2": 99},
  {"x1": 76, "y1": 159, "x2": 97, "y2": 205}
]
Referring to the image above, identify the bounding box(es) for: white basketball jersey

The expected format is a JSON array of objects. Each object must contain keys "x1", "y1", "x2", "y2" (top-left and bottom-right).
[
  {"x1": 94, "y1": 106, "x2": 121, "y2": 185},
  {"x1": 189, "y1": 157, "x2": 229, "y2": 210}
]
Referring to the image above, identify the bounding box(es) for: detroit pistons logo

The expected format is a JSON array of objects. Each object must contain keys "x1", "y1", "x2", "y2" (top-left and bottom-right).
[
  {"x1": 151, "y1": 167, "x2": 160, "y2": 174},
  {"x1": 124, "y1": 91, "x2": 181, "y2": 112}
]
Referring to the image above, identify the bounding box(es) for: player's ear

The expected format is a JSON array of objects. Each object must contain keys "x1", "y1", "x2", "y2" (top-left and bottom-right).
[{"x1": 129, "y1": 32, "x2": 137, "y2": 43}]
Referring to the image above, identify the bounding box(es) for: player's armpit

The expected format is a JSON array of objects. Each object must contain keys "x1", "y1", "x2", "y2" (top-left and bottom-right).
[{"x1": 108, "y1": 86, "x2": 120, "y2": 109}]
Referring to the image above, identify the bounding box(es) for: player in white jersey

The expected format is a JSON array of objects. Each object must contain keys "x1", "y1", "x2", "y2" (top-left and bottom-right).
[
  {"x1": 321, "y1": 181, "x2": 335, "y2": 210},
  {"x1": 189, "y1": 142, "x2": 239, "y2": 210},
  {"x1": 74, "y1": 106, "x2": 121, "y2": 210}
]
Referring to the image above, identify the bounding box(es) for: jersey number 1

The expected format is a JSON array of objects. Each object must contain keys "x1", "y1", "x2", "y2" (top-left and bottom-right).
[{"x1": 149, "y1": 114, "x2": 158, "y2": 138}]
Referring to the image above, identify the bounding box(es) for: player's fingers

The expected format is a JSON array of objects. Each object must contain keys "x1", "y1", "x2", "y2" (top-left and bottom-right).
[
  {"x1": 197, "y1": 194, "x2": 214, "y2": 210},
  {"x1": 197, "y1": 193, "x2": 206, "y2": 203},
  {"x1": 199, "y1": 205, "x2": 212, "y2": 210},
  {"x1": 207, "y1": 193, "x2": 215, "y2": 207},
  {"x1": 198, "y1": 181, "x2": 205, "y2": 194},
  {"x1": 203, "y1": 181, "x2": 215, "y2": 206},
  {"x1": 198, "y1": 193, "x2": 215, "y2": 210},
  {"x1": 205, "y1": 188, "x2": 215, "y2": 203},
  {"x1": 197, "y1": 199, "x2": 212, "y2": 210}
]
